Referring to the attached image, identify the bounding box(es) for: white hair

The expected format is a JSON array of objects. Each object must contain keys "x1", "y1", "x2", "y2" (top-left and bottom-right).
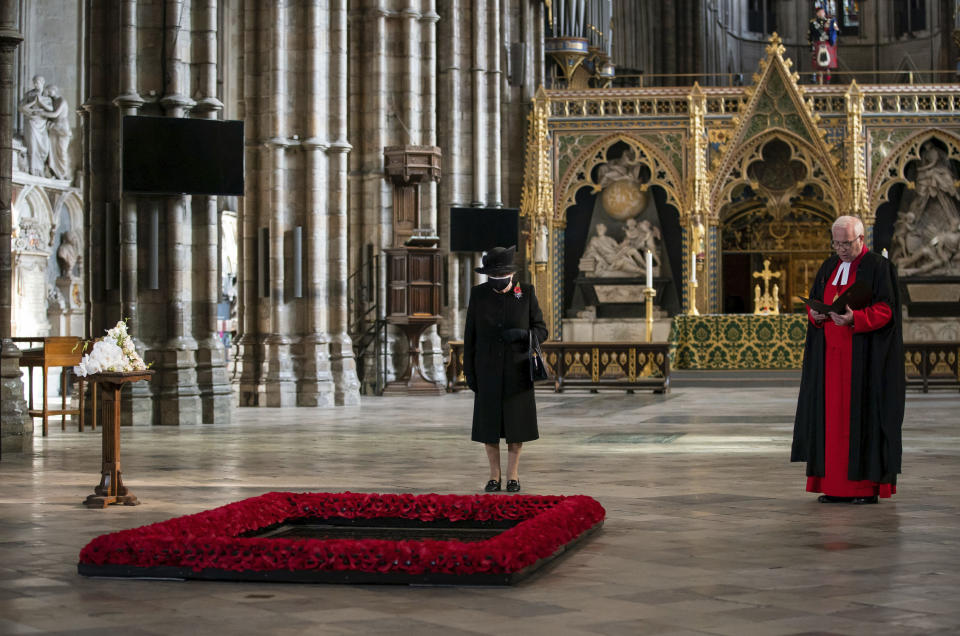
[{"x1": 832, "y1": 215, "x2": 864, "y2": 237}]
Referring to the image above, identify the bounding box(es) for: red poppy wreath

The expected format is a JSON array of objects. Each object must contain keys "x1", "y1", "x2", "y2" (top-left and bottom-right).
[{"x1": 78, "y1": 492, "x2": 606, "y2": 585}]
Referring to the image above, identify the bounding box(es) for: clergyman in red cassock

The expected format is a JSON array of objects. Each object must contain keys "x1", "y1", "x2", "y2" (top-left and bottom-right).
[{"x1": 792, "y1": 215, "x2": 904, "y2": 504}]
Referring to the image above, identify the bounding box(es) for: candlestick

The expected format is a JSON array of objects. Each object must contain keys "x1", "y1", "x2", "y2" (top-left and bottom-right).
[
  {"x1": 645, "y1": 250, "x2": 653, "y2": 289},
  {"x1": 687, "y1": 278, "x2": 699, "y2": 316},
  {"x1": 644, "y1": 287, "x2": 657, "y2": 342}
]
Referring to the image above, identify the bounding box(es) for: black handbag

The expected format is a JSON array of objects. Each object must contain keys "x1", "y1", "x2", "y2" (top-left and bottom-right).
[{"x1": 528, "y1": 331, "x2": 549, "y2": 382}]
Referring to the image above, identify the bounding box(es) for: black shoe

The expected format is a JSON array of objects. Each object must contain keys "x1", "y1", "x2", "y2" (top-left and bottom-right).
[
  {"x1": 484, "y1": 479, "x2": 501, "y2": 492},
  {"x1": 852, "y1": 496, "x2": 878, "y2": 505},
  {"x1": 818, "y1": 495, "x2": 854, "y2": 503},
  {"x1": 506, "y1": 479, "x2": 520, "y2": 492}
]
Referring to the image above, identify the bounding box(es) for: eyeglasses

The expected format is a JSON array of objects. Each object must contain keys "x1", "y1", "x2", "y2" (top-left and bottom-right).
[{"x1": 831, "y1": 236, "x2": 862, "y2": 250}]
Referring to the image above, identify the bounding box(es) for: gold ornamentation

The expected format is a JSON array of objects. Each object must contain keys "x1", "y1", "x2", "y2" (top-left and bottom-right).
[
  {"x1": 708, "y1": 33, "x2": 844, "y2": 218},
  {"x1": 753, "y1": 259, "x2": 783, "y2": 315}
]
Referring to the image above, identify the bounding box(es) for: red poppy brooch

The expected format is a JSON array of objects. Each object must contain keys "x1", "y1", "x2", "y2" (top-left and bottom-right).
[{"x1": 513, "y1": 284, "x2": 523, "y2": 299}]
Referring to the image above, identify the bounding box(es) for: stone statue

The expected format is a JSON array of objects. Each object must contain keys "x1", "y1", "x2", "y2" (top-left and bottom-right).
[
  {"x1": 912, "y1": 142, "x2": 960, "y2": 229},
  {"x1": 534, "y1": 222, "x2": 549, "y2": 264},
  {"x1": 897, "y1": 223, "x2": 960, "y2": 276},
  {"x1": 18, "y1": 75, "x2": 53, "y2": 177},
  {"x1": 581, "y1": 223, "x2": 620, "y2": 273},
  {"x1": 56, "y1": 228, "x2": 82, "y2": 279},
  {"x1": 43, "y1": 85, "x2": 72, "y2": 180},
  {"x1": 580, "y1": 222, "x2": 647, "y2": 277},
  {"x1": 597, "y1": 149, "x2": 643, "y2": 190},
  {"x1": 624, "y1": 218, "x2": 661, "y2": 270},
  {"x1": 892, "y1": 142, "x2": 960, "y2": 276}
]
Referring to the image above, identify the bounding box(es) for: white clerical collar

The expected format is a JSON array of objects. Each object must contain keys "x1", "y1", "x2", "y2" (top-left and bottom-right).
[{"x1": 832, "y1": 261, "x2": 851, "y2": 286}]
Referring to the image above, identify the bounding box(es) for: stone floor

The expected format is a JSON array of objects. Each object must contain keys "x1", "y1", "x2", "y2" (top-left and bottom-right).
[{"x1": 1, "y1": 386, "x2": 959, "y2": 635}]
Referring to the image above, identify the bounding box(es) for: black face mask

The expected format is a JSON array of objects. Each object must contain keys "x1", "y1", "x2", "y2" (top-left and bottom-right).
[{"x1": 489, "y1": 275, "x2": 513, "y2": 291}]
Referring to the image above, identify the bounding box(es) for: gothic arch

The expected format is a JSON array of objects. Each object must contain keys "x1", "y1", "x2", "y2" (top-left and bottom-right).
[
  {"x1": 13, "y1": 184, "x2": 56, "y2": 243},
  {"x1": 713, "y1": 130, "x2": 842, "y2": 219},
  {"x1": 708, "y1": 35, "x2": 844, "y2": 219},
  {"x1": 555, "y1": 133, "x2": 684, "y2": 226},
  {"x1": 868, "y1": 129, "x2": 960, "y2": 212},
  {"x1": 54, "y1": 191, "x2": 83, "y2": 236}
]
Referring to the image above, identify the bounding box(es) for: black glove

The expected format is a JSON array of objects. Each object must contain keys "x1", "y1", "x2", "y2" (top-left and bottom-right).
[{"x1": 502, "y1": 328, "x2": 528, "y2": 343}]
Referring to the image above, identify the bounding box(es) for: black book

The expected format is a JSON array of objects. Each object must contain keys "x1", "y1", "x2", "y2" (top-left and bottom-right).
[{"x1": 799, "y1": 279, "x2": 872, "y2": 314}]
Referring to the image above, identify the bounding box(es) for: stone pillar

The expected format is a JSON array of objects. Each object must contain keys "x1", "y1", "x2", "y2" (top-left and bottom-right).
[
  {"x1": 329, "y1": 0, "x2": 360, "y2": 405},
  {"x1": 262, "y1": 2, "x2": 296, "y2": 407},
  {"x1": 438, "y1": 0, "x2": 466, "y2": 342},
  {"x1": 236, "y1": 0, "x2": 264, "y2": 406},
  {"x1": 299, "y1": 0, "x2": 336, "y2": 407},
  {"x1": 192, "y1": 0, "x2": 232, "y2": 423},
  {"x1": 419, "y1": 0, "x2": 444, "y2": 382},
  {"x1": 0, "y1": 3, "x2": 29, "y2": 454},
  {"x1": 486, "y1": 0, "x2": 502, "y2": 207},
  {"x1": 471, "y1": 0, "x2": 488, "y2": 206},
  {"x1": 157, "y1": 0, "x2": 201, "y2": 426},
  {"x1": 84, "y1": 0, "x2": 115, "y2": 344},
  {"x1": 115, "y1": 0, "x2": 151, "y2": 426}
]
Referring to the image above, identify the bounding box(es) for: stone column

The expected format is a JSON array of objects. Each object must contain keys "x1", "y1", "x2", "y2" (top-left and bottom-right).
[
  {"x1": 419, "y1": 0, "x2": 444, "y2": 382},
  {"x1": 262, "y1": 2, "x2": 296, "y2": 407},
  {"x1": 403, "y1": 5, "x2": 421, "y2": 145},
  {"x1": 471, "y1": 0, "x2": 488, "y2": 206},
  {"x1": 192, "y1": 0, "x2": 232, "y2": 422},
  {"x1": 236, "y1": 0, "x2": 264, "y2": 406},
  {"x1": 354, "y1": 2, "x2": 394, "y2": 387},
  {"x1": 299, "y1": 0, "x2": 336, "y2": 407},
  {"x1": 329, "y1": 0, "x2": 360, "y2": 405},
  {"x1": 115, "y1": 0, "x2": 151, "y2": 426},
  {"x1": 438, "y1": 0, "x2": 463, "y2": 341},
  {"x1": 0, "y1": 3, "x2": 29, "y2": 454},
  {"x1": 84, "y1": 0, "x2": 115, "y2": 343},
  {"x1": 158, "y1": 0, "x2": 201, "y2": 426},
  {"x1": 486, "y1": 0, "x2": 501, "y2": 207}
]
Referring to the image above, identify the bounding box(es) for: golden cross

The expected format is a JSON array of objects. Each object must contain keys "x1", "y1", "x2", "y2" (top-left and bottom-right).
[{"x1": 752, "y1": 259, "x2": 783, "y2": 315}]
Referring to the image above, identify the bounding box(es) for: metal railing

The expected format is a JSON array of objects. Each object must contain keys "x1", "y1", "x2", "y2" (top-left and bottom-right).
[
  {"x1": 347, "y1": 245, "x2": 387, "y2": 395},
  {"x1": 606, "y1": 69, "x2": 960, "y2": 89}
]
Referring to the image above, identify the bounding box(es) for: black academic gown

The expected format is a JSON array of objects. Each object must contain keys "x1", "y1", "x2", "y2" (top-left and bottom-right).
[
  {"x1": 463, "y1": 280, "x2": 548, "y2": 444},
  {"x1": 791, "y1": 250, "x2": 905, "y2": 484}
]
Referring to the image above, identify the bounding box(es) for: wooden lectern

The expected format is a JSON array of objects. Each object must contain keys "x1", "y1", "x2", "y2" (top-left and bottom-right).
[{"x1": 83, "y1": 370, "x2": 154, "y2": 508}]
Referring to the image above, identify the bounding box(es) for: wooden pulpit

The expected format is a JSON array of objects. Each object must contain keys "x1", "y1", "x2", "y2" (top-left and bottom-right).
[{"x1": 383, "y1": 247, "x2": 445, "y2": 394}]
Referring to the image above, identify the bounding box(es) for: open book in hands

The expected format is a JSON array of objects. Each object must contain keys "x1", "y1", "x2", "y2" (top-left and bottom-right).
[{"x1": 799, "y1": 280, "x2": 872, "y2": 315}]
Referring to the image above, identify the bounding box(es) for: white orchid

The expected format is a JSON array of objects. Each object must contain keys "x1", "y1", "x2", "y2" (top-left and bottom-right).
[{"x1": 74, "y1": 319, "x2": 149, "y2": 377}]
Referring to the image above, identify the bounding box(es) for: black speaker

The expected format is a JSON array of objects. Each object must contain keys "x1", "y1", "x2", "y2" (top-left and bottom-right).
[{"x1": 449, "y1": 207, "x2": 519, "y2": 253}]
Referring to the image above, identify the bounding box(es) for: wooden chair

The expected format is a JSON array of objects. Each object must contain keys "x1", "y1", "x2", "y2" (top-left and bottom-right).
[{"x1": 14, "y1": 336, "x2": 87, "y2": 436}]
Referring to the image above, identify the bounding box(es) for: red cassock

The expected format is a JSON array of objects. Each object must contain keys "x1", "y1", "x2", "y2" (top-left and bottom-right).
[{"x1": 805, "y1": 246, "x2": 896, "y2": 498}]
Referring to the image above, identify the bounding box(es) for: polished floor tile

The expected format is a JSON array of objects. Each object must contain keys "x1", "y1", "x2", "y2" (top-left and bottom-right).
[{"x1": 1, "y1": 386, "x2": 958, "y2": 635}]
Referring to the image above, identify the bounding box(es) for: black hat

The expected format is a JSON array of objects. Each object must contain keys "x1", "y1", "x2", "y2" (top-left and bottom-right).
[{"x1": 474, "y1": 245, "x2": 517, "y2": 276}]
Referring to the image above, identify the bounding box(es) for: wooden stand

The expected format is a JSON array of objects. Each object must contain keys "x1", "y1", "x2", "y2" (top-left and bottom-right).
[
  {"x1": 83, "y1": 370, "x2": 154, "y2": 509},
  {"x1": 382, "y1": 319, "x2": 446, "y2": 395}
]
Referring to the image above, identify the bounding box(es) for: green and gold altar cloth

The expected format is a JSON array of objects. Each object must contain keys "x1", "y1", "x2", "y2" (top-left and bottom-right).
[{"x1": 669, "y1": 314, "x2": 808, "y2": 370}]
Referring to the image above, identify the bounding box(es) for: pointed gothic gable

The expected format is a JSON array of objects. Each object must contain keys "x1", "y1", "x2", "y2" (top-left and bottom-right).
[{"x1": 710, "y1": 34, "x2": 842, "y2": 211}]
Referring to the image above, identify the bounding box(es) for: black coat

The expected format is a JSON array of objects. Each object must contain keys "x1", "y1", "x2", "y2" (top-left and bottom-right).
[
  {"x1": 463, "y1": 279, "x2": 548, "y2": 444},
  {"x1": 791, "y1": 250, "x2": 904, "y2": 483}
]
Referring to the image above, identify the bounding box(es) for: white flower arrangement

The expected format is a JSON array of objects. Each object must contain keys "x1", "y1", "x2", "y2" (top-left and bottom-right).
[{"x1": 74, "y1": 320, "x2": 148, "y2": 377}]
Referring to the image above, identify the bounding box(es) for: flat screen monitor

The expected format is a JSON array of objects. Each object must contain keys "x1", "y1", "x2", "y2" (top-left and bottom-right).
[
  {"x1": 449, "y1": 207, "x2": 519, "y2": 253},
  {"x1": 122, "y1": 116, "x2": 244, "y2": 196}
]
